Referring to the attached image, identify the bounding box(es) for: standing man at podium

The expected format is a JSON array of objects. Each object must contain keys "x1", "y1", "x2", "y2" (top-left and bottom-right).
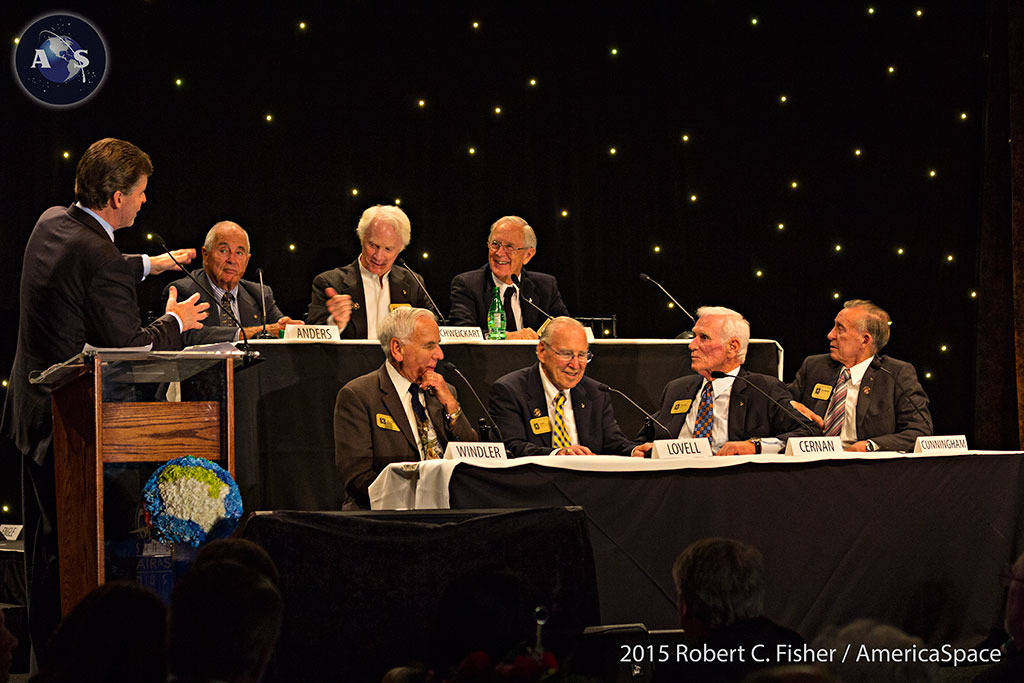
[{"x1": 1, "y1": 138, "x2": 209, "y2": 664}]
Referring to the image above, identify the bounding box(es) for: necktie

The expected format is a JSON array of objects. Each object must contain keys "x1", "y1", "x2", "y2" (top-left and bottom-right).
[
  {"x1": 693, "y1": 382, "x2": 714, "y2": 441},
  {"x1": 220, "y1": 291, "x2": 235, "y2": 326},
  {"x1": 822, "y1": 368, "x2": 851, "y2": 437},
  {"x1": 551, "y1": 392, "x2": 570, "y2": 449},
  {"x1": 409, "y1": 385, "x2": 443, "y2": 460},
  {"x1": 503, "y1": 287, "x2": 518, "y2": 332}
]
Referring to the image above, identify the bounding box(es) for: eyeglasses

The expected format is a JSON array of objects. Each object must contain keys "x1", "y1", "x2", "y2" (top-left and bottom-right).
[
  {"x1": 542, "y1": 342, "x2": 593, "y2": 364},
  {"x1": 486, "y1": 240, "x2": 531, "y2": 254}
]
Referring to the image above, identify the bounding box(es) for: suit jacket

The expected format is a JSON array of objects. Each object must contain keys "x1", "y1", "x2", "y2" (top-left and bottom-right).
[
  {"x1": 306, "y1": 258, "x2": 432, "y2": 338},
  {"x1": 488, "y1": 364, "x2": 637, "y2": 457},
  {"x1": 638, "y1": 368, "x2": 804, "y2": 445},
  {"x1": 448, "y1": 264, "x2": 569, "y2": 332},
  {"x1": 335, "y1": 364, "x2": 477, "y2": 508},
  {"x1": 2, "y1": 205, "x2": 183, "y2": 465},
  {"x1": 788, "y1": 353, "x2": 933, "y2": 452},
  {"x1": 162, "y1": 268, "x2": 285, "y2": 345}
]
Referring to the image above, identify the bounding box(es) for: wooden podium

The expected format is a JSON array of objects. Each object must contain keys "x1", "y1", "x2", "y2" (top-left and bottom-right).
[{"x1": 34, "y1": 349, "x2": 245, "y2": 614}]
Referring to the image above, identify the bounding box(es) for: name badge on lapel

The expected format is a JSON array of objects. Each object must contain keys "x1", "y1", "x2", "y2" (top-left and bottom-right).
[
  {"x1": 671, "y1": 399, "x2": 692, "y2": 415},
  {"x1": 376, "y1": 414, "x2": 401, "y2": 432},
  {"x1": 530, "y1": 416, "x2": 552, "y2": 435},
  {"x1": 811, "y1": 384, "x2": 832, "y2": 400}
]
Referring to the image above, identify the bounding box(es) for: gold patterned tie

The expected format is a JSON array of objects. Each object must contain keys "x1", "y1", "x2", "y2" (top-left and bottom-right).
[{"x1": 552, "y1": 392, "x2": 571, "y2": 449}]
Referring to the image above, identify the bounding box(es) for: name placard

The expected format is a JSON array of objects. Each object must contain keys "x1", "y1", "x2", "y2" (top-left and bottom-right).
[
  {"x1": 1, "y1": 524, "x2": 23, "y2": 541},
  {"x1": 651, "y1": 438, "x2": 713, "y2": 459},
  {"x1": 283, "y1": 324, "x2": 339, "y2": 342},
  {"x1": 444, "y1": 441, "x2": 508, "y2": 460},
  {"x1": 785, "y1": 436, "x2": 843, "y2": 456},
  {"x1": 439, "y1": 326, "x2": 485, "y2": 342},
  {"x1": 914, "y1": 435, "x2": 968, "y2": 453}
]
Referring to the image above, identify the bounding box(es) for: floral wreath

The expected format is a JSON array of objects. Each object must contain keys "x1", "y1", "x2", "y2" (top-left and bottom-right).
[{"x1": 142, "y1": 456, "x2": 243, "y2": 547}]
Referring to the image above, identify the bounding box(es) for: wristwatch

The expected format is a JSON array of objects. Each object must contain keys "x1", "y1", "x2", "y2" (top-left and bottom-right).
[
  {"x1": 748, "y1": 438, "x2": 762, "y2": 454},
  {"x1": 865, "y1": 440, "x2": 878, "y2": 452}
]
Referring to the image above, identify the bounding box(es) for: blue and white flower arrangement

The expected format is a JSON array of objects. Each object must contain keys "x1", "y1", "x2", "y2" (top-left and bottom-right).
[{"x1": 142, "y1": 456, "x2": 243, "y2": 547}]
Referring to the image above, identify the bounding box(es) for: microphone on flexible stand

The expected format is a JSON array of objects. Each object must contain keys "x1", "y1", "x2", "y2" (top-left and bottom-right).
[
  {"x1": 872, "y1": 360, "x2": 933, "y2": 436},
  {"x1": 395, "y1": 257, "x2": 447, "y2": 324},
  {"x1": 639, "y1": 273, "x2": 696, "y2": 338},
  {"x1": 709, "y1": 371, "x2": 818, "y2": 431},
  {"x1": 509, "y1": 274, "x2": 554, "y2": 331},
  {"x1": 597, "y1": 384, "x2": 671, "y2": 440},
  {"x1": 252, "y1": 268, "x2": 276, "y2": 339},
  {"x1": 438, "y1": 360, "x2": 504, "y2": 442},
  {"x1": 153, "y1": 234, "x2": 257, "y2": 364}
]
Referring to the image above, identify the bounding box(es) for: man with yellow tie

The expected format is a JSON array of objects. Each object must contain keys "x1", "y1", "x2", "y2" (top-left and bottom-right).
[{"x1": 488, "y1": 316, "x2": 641, "y2": 457}]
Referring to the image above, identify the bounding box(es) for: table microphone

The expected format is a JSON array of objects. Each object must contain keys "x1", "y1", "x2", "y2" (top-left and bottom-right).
[
  {"x1": 252, "y1": 268, "x2": 276, "y2": 339},
  {"x1": 438, "y1": 360, "x2": 504, "y2": 442},
  {"x1": 395, "y1": 257, "x2": 446, "y2": 324},
  {"x1": 153, "y1": 234, "x2": 254, "y2": 359},
  {"x1": 639, "y1": 273, "x2": 696, "y2": 338},
  {"x1": 709, "y1": 371, "x2": 818, "y2": 430},
  {"x1": 509, "y1": 273, "x2": 554, "y2": 324},
  {"x1": 872, "y1": 361, "x2": 933, "y2": 434},
  {"x1": 598, "y1": 384, "x2": 671, "y2": 438}
]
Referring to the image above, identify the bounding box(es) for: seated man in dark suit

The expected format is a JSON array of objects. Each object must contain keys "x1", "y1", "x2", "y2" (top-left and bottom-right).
[
  {"x1": 448, "y1": 215, "x2": 569, "y2": 340},
  {"x1": 788, "y1": 299, "x2": 932, "y2": 452},
  {"x1": 307, "y1": 204, "x2": 431, "y2": 339},
  {"x1": 488, "y1": 316, "x2": 640, "y2": 457},
  {"x1": 635, "y1": 306, "x2": 803, "y2": 456},
  {"x1": 162, "y1": 221, "x2": 304, "y2": 344},
  {"x1": 335, "y1": 307, "x2": 477, "y2": 508}
]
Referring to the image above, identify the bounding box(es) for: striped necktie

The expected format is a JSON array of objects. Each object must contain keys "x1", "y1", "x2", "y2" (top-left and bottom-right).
[
  {"x1": 822, "y1": 368, "x2": 851, "y2": 437},
  {"x1": 551, "y1": 392, "x2": 571, "y2": 449}
]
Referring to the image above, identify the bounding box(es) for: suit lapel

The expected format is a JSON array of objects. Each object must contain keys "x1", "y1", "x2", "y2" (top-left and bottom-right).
[
  {"x1": 344, "y1": 264, "x2": 368, "y2": 338},
  {"x1": 727, "y1": 370, "x2": 749, "y2": 442},
  {"x1": 388, "y1": 268, "x2": 411, "y2": 304},
  {"x1": 236, "y1": 281, "x2": 261, "y2": 326},
  {"x1": 518, "y1": 271, "x2": 538, "y2": 330},
  {"x1": 856, "y1": 362, "x2": 878, "y2": 434},
  {"x1": 570, "y1": 382, "x2": 592, "y2": 449},
  {"x1": 377, "y1": 366, "x2": 418, "y2": 451},
  {"x1": 526, "y1": 365, "x2": 552, "y2": 448}
]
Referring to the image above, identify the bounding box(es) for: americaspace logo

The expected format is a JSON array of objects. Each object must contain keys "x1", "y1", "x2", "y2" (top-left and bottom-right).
[{"x1": 13, "y1": 13, "x2": 108, "y2": 108}]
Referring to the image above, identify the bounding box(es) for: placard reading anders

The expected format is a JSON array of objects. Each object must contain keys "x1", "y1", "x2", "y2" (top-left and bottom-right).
[
  {"x1": 651, "y1": 438, "x2": 713, "y2": 459},
  {"x1": 283, "y1": 324, "x2": 340, "y2": 342},
  {"x1": 444, "y1": 441, "x2": 508, "y2": 460}
]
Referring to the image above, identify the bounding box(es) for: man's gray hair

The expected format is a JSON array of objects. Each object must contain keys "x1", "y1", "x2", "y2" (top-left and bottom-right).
[
  {"x1": 695, "y1": 306, "x2": 750, "y2": 364},
  {"x1": 489, "y1": 215, "x2": 537, "y2": 249},
  {"x1": 356, "y1": 205, "x2": 412, "y2": 247},
  {"x1": 843, "y1": 299, "x2": 891, "y2": 352},
  {"x1": 539, "y1": 316, "x2": 585, "y2": 345},
  {"x1": 672, "y1": 537, "x2": 764, "y2": 630},
  {"x1": 203, "y1": 221, "x2": 250, "y2": 252},
  {"x1": 379, "y1": 307, "x2": 437, "y2": 358}
]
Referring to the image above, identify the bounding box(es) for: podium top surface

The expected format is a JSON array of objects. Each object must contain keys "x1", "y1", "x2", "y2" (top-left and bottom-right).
[{"x1": 31, "y1": 347, "x2": 252, "y2": 386}]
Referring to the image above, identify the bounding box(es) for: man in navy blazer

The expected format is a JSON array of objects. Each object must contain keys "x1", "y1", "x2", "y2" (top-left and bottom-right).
[
  {"x1": 788, "y1": 299, "x2": 932, "y2": 452},
  {"x1": 635, "y1": 307, "x2": 803, "y2": 456},
  {"x1": 489, "y1": 316, "x2": 640, "y2": 457},
  {"x1": 448, "y1": 216, "x2": 569, "y2": 339},
  {"x1": 163, "y1": 221, "x2": 303, "y2": 344},
  {"x1": 1, "y1": 138, "x2": 209, "y2": 659}
]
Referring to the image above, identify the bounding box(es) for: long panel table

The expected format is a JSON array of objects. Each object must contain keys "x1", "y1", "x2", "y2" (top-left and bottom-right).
[
  {"x1": 369, "y1": 451, "x2": 1024, "y2": 647},
  {"x1": 232, "y1": 338, "x2": 782, "y2": 510}
]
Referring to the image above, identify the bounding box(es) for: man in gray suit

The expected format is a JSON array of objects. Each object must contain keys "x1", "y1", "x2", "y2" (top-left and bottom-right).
[
  {"x1": 163, "y1": 221, "x2": 305, "y2": 344},
  {"x1": 789, "y1": 299, "x2": 933, "y2": 452},
  {"x1": 334, "y1": 307, "x2": 476, "y2": 508}
]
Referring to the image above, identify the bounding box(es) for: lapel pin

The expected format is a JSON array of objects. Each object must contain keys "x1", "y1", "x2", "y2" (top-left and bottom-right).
[{"x1": 532, "y1": 408, "x2": 542, "y2": 418}]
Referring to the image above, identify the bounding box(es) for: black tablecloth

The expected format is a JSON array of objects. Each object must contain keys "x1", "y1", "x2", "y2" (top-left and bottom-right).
[
  {"x1": 233, "y1": 339, "x2": 781, "y2": 510},
  {"x1": 445, "y1": 453, "x2": 1024, "y2": 646}
]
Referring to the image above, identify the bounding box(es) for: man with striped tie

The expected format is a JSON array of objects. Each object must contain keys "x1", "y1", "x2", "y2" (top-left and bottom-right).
[
  {"x1": 488, "y1": 316, "x2": 641, "y2": 457},
  {"x1": 635, "y1": 306, "x2": 803, "y2": 456},
  {"x1": 788, "y1": 299, "x2": 932, "y2": 452}
]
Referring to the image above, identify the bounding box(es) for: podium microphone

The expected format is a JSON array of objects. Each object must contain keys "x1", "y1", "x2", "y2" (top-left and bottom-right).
[
  {"x1": 153, "y1": 234, "x2": 254, "y2": 360},
  {"x1": 439, "y1": 360, "x2": 504, "y2": 442},
  {"x1": 597, "y1": 384, "x2": 671, "y2": 438},
  {"x1": 640, "y1": 273, "x2": 696, "y2": 337},
  {"x1": 509, "y1": 274, "x2": 554, "y2": 325},
  {"x1": 709, "y1": 371, "x2": 817, "y2": 430},
  {"x1": 395, "y1": 257, "x2": 446, "y2": 324},
  {"x1": 252, "y1": 268, "x2": 276, "y2": 339}
]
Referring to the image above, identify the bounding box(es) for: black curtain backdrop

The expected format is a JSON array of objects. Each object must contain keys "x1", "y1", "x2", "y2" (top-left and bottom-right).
[{"x1": 0, "y1": 1, "x2": 1020, "y2": 517}]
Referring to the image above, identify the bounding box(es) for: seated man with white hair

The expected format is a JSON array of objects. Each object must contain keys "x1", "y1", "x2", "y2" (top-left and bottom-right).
[
  {"x1": 635, "y1": 306, "x2": 803, "y2": 456},
  {"x1": 334, "y1": 307, "x2": 477, "y2": 508}
]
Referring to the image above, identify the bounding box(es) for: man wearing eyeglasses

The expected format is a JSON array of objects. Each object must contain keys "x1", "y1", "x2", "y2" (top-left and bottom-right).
[
  {"x1": 488, "y1": 316, "x2": 641, "y2": 457},
  {"x1": 634, "y1": 306, "x2": 803, "y2": 456},
  {"x1": 448, "y1": 215, "x2": 569, "y2": 340}
]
